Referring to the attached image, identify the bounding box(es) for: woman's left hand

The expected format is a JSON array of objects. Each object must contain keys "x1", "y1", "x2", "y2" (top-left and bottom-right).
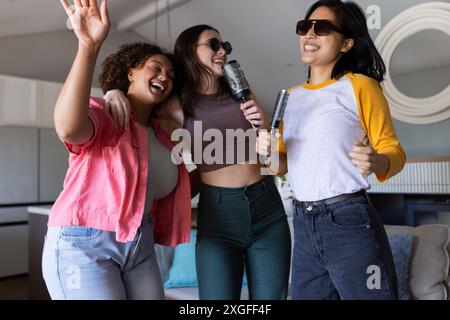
[
  {"x1": 349, "y1": 139, "x2": 389, "y2": 176},
  {"x1": 60, "y1": 0, "x2": 110, "y2": 50},
  {"x1": 240, "y1": 100, "x2": 266, "y2": 129}
]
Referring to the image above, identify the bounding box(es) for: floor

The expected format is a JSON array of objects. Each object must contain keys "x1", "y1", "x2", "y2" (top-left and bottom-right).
[{"x1": 0, "y1": 275, "x2": 29, "y2": 300}]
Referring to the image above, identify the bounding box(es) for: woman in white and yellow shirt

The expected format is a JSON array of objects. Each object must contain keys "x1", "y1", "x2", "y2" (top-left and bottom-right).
[{"x1": 257, "y1": 0, "x2": 405, "y2": 300}]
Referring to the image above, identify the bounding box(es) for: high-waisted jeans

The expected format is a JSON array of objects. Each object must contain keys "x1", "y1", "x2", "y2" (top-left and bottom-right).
[
  {"x1": 42, "y1": 214, "x2": 163, "y2": 300},
  {"x1": 196, "y1": 176, "x2": 292, "y2": 300},
  {"x1": 291, "y1": 192, "x2": 398, "y2": 300}
]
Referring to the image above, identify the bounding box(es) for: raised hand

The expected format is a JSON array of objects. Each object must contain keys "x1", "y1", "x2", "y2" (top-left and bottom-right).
[{"x1": 60, "y1": 0, "x2": 110, "y2": 49}]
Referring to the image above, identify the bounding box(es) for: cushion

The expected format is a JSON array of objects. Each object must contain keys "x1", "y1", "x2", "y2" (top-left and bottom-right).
[
  {"x1": 388, "y1": 234, "x2": 413, "y2": 300},
  {"x1": 385, "y1": 225, "x2": 450, "y2": 300},
  {"x1": 163, "y1": 229, "x2": 198, "y2": 288},
  {"x1": 163, "y1": 228, "x2": 248, "y2": 289}
]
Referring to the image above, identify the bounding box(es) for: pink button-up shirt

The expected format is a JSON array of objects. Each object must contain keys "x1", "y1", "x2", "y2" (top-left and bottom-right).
[{"x1": 48, "y1": 97, "x2": 191, "y2": 245}]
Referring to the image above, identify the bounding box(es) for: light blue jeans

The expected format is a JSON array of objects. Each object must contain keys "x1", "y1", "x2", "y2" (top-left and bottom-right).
[{"x1": 42, "y1": 215, "x2": 164, "y2": 300}]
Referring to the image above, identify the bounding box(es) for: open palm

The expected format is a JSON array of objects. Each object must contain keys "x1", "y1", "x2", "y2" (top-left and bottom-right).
[{"x1": 60, "y1": 0, "x2": 110, "y2": 48}]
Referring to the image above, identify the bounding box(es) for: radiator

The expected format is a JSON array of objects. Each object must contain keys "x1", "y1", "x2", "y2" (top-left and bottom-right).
[{"x1": 368, "y1": 159, "x2": 450, "y2": 194}]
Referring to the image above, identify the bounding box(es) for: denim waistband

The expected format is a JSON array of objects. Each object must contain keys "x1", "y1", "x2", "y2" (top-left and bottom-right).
[{"x1": 293, "y1": 190, "x2": 368, "y2": 210}]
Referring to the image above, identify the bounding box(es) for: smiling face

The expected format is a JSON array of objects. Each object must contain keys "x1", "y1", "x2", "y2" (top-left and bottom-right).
[
  {"x1": 127, "y1": 54, "x2": 175, "y2": 106},
  {"x1": 195, "y1": 29, "x2": 228, "y2": 80},
  {"x1": 300, "y1": 6, "x2": 353, "y2": 69}
]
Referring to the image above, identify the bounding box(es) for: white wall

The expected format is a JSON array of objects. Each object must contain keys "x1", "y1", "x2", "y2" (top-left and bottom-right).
[{"x1": 392, "y1": 64, "x2": 450, "y2": 99}]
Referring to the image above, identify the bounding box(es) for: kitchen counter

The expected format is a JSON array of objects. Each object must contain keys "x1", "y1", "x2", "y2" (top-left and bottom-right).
[{"x1": 27, "y1": 205, "x2": 52, "y2": 216}]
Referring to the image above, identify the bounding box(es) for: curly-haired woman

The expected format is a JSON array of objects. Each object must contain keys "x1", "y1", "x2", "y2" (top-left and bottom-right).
[{"x1": 41, "y1": 0, "x2": 193, "y2": 300}]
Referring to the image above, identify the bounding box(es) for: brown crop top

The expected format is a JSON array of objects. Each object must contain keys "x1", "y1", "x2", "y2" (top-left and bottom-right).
[{"x1": 183, "y1": 93, "x2": 258, "y2": 173}]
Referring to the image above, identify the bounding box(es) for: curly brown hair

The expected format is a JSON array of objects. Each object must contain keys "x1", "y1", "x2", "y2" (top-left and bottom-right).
[{"x1": 99, "y1": 42, "x2": 181, "y2": 95}]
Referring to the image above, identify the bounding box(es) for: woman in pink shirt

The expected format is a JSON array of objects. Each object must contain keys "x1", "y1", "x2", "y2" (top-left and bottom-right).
[{"x1": 42, "y1": 0, "x2": 192, "y2": 300}]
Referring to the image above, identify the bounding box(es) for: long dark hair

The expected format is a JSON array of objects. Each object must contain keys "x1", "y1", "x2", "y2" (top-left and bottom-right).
[
  {"x1": 305, "y1": 0, "x2": 386, "y2": 82},
  {"x1": 174, "y1": 24, "x2": 230, "y2": 118}
]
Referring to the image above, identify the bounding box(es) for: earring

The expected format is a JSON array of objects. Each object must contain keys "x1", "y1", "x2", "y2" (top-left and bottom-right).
[{"x1": 128, "y1": 77, "x2": 133, "y2": 82}]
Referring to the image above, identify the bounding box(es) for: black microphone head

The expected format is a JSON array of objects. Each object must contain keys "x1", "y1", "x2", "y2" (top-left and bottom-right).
[
  {"x1": 271, "y1": 89, "x2": 289, "y2": 130},
  {"x1": 222, "y1": 60, "x2": 251, "y2": 101}
]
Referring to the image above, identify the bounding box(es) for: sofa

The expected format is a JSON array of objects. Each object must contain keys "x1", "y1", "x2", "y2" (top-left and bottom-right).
[
  {"x1": 385, "y1": 224, "x2": 450, "y2": 300},
  {"x1": 155, "y1": 220, "x2": 450, "y2": 300}
]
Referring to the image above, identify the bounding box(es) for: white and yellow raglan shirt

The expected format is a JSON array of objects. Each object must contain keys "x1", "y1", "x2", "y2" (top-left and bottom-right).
[{"x1": 277, "y1": 72, "x2": 406, "y2": 202}]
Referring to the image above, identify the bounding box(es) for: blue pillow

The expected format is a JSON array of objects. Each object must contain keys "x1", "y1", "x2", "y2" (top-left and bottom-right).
[
  {"x1": 164, "y1": 229, "x2": 198, "y2": 288},
  {"x1": 388, "y1": 234, "x2": 414, "y2": 300},
  {"x1": 163, "y1": 229, "x2": 248, "y2": 288}
]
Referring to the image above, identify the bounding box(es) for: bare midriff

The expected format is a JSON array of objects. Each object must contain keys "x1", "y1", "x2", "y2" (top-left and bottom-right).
[{"x1": 200, "y1": 162, "x2": 263, "y2": 188}]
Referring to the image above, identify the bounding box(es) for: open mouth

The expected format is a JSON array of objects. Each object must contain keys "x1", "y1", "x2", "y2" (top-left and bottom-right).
[
  {"x1": 304, "y1": 44, "x2": 320, "y2": 52},
  {"x1": 149, "y1": 82, "x2": 166, "y2": 95}
]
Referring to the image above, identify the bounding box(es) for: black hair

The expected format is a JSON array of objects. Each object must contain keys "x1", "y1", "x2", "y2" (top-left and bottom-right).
[{"x1": 304, "y1": 0, "x2": 386, "y2": 82}]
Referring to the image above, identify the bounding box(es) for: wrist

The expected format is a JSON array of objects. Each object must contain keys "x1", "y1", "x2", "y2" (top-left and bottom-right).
[
  {"x1": 78, "y1": 43, "x2": 102, "y2": 57},
  {"x1": 376, "y1": 153, "x2": 390, "y2": 174}
]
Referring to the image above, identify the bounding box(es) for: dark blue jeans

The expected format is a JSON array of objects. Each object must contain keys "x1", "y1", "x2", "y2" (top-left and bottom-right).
[
  {"x1": 291, "y1": 192, "x2": 398, "y2": 300},
  {"x1": 196, "y1": 176, "x2": 291, "y2": 300}
]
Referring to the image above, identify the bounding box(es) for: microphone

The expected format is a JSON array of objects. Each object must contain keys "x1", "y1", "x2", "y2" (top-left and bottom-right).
[
  {"x1": 222, "y1": 60, "x2": 251, "y2": 102},
  {"x1": 270, "y1": 89, "x2": 289, "y2": 133}
]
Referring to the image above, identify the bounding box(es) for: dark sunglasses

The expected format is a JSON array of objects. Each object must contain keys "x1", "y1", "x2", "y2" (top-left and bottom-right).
[
  {"x1": 198, "y1": 37, "x2": 233, "y2": 55},
  {"x1": 296, "y1": 19, "x2": 346, "y2": 36}
]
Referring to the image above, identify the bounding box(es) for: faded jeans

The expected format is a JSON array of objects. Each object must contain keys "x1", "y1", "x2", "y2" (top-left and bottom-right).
[{"x1": 42, "y1": 215, "x2": 163, "y2": 300}]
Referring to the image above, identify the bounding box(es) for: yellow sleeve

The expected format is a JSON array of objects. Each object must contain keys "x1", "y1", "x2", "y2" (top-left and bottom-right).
[
  {"x1": 349, "y1": 73, "x2": 406, "y2": 183},
  {"x1": 276, "y1": 121, "x2": 287, "y2": 154}
]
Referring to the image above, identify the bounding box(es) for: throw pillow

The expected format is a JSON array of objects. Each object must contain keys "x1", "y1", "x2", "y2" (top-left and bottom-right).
[
  {"x1": 388, "y1": 234, "x2": 414, "y2": 300},
  {"x1": 163, "y1": 228, "x2": 249, "y2": 289},
  {"x1": 163, "y1": 229, "x2": 198, "y2": 288}
]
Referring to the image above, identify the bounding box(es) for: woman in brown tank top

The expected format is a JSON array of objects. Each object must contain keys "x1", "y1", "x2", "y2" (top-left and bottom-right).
[{"x1": 104, "y1": 25, "x2": 291, "y2": 300}]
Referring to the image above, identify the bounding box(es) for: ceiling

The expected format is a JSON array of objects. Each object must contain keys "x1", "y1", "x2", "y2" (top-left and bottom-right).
[
  {"x1": 0, "y1": 0, "x2": 153, "y2": 38},
  {"x1": 0, "y1": 0, "x2": 449, "y2": 109}
]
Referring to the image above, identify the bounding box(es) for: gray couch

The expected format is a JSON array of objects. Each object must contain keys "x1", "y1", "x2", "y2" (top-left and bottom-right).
[{"x1": 157, "y1": 223, "x2": 450, "y2": 300}]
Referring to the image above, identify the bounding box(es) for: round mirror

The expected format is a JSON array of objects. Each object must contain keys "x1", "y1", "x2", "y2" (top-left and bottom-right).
[
  {"x1": 375, "y1": 2, "x2": 450, "y2": 124},
  {"x1": 390, "y1": 30, "x2": 450, "y2": 99}
]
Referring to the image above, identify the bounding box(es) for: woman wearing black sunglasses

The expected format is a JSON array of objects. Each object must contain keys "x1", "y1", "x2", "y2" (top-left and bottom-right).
[
  {"x1": 104, "y1": 25, "x2": 291, "y2": 300},
  {"x1": 257, "y1": 0, "x2": 405, "y2": 300}
]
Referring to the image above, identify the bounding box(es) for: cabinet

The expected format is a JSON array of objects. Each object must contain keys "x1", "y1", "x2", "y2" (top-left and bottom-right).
[
  {"x1": 0, "y1": 74, "x2": 103, "y2": 128},
  {"x1": 0, "y1": 75, "x2": 37, "y2": 126},
  {"x1": 0, "y1": 127, "x2": 39, "y2": 204},
  {"x1": 0, "y1": 207, "x2": 29, "y2": 278},
  {"x1": 38, "y1": 129, "x2": 68, "y2": 202},
  {"x1": 36, "y1": 81, "x2": 62, "y2": 128}
]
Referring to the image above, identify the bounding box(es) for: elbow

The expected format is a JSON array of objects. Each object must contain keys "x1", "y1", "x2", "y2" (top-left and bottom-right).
[
  {"x1": 55, "y1": 126, "x2": 77, "y2": 144},
  {"x1": 54, "y1": 118, "x2": 76, "y2": 142},
  {"x1": 54, "y1": 122, "x2": 91, "y2": 145}
]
